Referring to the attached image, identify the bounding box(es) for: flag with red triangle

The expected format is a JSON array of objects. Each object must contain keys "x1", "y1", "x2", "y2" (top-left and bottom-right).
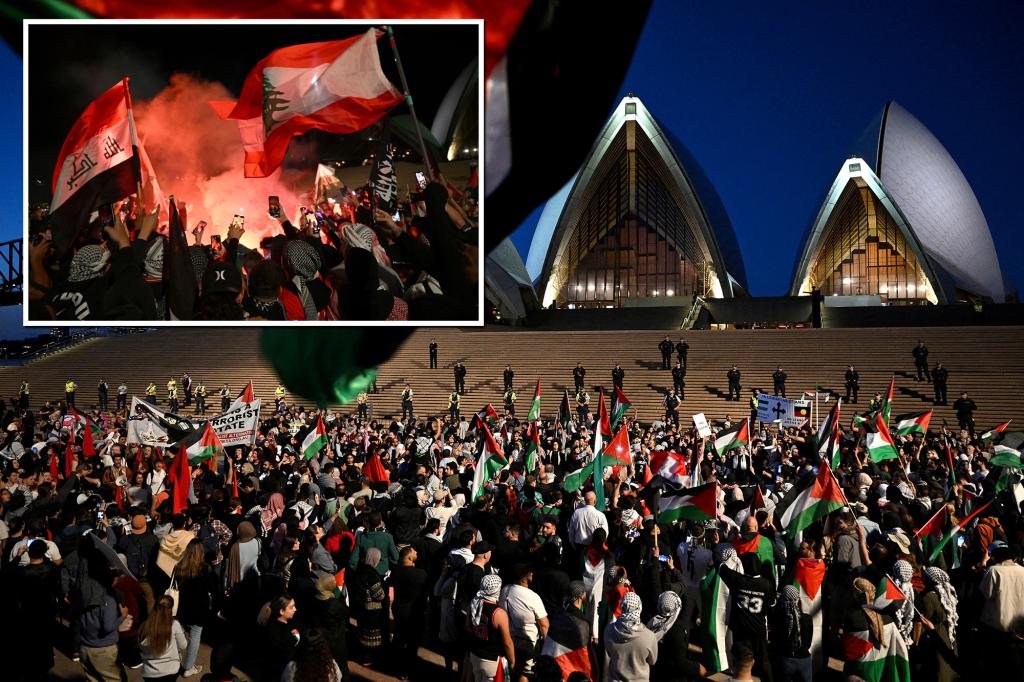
[
  {"x1": 981, "y1": 420, "x2": 1012, "y2": 441},
  {"x1": 591, "y1": 390, "x2": 613, "y2": 511},
  {"x1": 526, "y1": 378, "x2": 542, "y2": 422},
  {"x1": 778, "y1": 462, "x2": 847, "y2": 536},
  {"x1": 917, "y1": 499, "x2": 994, "y2": 565},
  {"x1": 540, "y1": 611, "x2": 592, "y2": 680},
  {"x1": 865, "y1": 411, "x2": 900, "y2": 462},
  {"x1": 524, "y1": 420, "x2": 542, "y2": 472},
  {"x1": 474, "y1": 404, "x2": 500, "y2": 430},
  {"x1": 893, "y1": 410, "x2": 932, "y2": 436},
  {"x1": 871, "y1": 575, "x2": 907, "y2": 611},
  {"x1": 792, "y1": 557, "x2": 827, "y2": 671},
  {"x1": 881, "y1": 377, "x2": 895, "y2": 424},
  {"x1": 557, "y1": 389, "x2": 572, "y2": 430},
  {"x1": 179, "y1": 421, "x2": 225, "y2": 467},
  {"x1": 817, "y1": 398, "x2": 842, "y2": 468},
  {"x1": 600, "y1": 426, "x2": 632, "y2": 468},
  {"x1": 300, "y1": 415, "x2": 328, "y2": 461},
  {"x1": 471, "y1": 422, "x2": 509, "y2": 501},
  {"x1": 713, "y1": 419, "x2": 749, "y2": 456},
  {"x1": 658, "y1": 483, "x2": 718, "y2": 522},
  {"x1": 610, "y1": 385, "x2": 632, "y2": 429},
  {"x1": 648, "y1": 451, "x2": 689, "y2": 487},
  {"x1": 233, "y1": 381, "x2": 255, "y2": 407},
  {"x1": 749, "y1": 485, "x2": 766, "y2": 512}
]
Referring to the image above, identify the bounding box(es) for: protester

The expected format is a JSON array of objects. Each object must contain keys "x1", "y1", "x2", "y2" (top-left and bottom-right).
[{"x1": 138, "y1": 594, "x2": 187, "y2": 682}]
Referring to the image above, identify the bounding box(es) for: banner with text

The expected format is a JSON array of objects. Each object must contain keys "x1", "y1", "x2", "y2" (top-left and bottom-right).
[
  {"x1": 755, "y1": 393, "x2": 810, "y2": 427},
  {"x1": 127, "y1": 396, "x2": 260, "y2": 447}
]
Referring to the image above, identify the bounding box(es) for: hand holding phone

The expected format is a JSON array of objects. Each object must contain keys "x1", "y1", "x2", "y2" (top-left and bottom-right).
[
  {"x1": 415, "y1": 171, "x2": 427, "y2": 189},
  {"x1": 268, "y1": 195, "x2": 282, "y2": 218}
]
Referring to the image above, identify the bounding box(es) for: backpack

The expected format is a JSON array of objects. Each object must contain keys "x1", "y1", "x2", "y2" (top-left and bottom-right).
[
  {"x1": 197, "y1": 522, "x2": 220, "y2": 558},
  {"x1": 122, "y1": 534, "x2": 149, "y2": 579}
]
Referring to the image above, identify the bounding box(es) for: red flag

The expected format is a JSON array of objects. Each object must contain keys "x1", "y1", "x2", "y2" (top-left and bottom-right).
[
  {"x1": 168, "y1": 447, "x2": 192, "y2": 515},
  {"x1": 363, "y1": 450, "x2": 390, "y2": 484},
  {"x1": 239, "y1": 381, "x2": 255, "y2": 404},
  {"x1": 64, "y1": 440, "x2": 75, "y2": 478},
  {"x1": 114, "y1": 482, "x2": 124, "y2": 511},
  {"x1": 82, "y1": 417, "x2": 96, "y2": 457},
  {"x1": 210, "y1": 30, "x2": 402, "y2": 177},
  {"x1": 49, "y1": 449, "x2": 59, "y2": 481}
]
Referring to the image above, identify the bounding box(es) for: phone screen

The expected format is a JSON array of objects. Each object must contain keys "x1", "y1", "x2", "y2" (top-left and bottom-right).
[
  {"x1": 415, "y1": 171, "x2": 427, "y2": 189},
  {"x1": 210, "y1": 235, "x2": 222, "y2": 247},
  {"x1": 268, "y1": 195, "x2": 281, "y2": 218},
  {"x1": 97, "y1": 203, "x2": 115, "y2": 228}
]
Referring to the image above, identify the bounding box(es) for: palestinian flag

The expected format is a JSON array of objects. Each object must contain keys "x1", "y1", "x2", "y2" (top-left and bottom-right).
[
  {"x1": 68, "y1": 405, "x2": 88, "y2": 433},
  {"x1": 852, "y1": 410, "x2": 873, "y2": 434},
  {"x1": 817, "y1": 398, "x2": 842, "y2": 468},
  {"x1": 610, "y1": 385, "x2": 632, "y2": 429},
  {"x1": 167, "y1": 446, "x2": 192, "y2": 515},
  {"x1": 731, "y1": 530, "x2": 775, "y2": 571},
  {"x1": 524, "y1": 420, "x2": 542, "y2": 472},
  {"x1": 600, "y1": 427, "x2": 632, "y2": 468},
  {"x1": 917, "y1": 499, "x2": 994, "y2": 565},
  {"x1": 648, "y1": 451, "x2": 689, "y2": 487},
  {"x1": 471, "y1": 423, "x2": 508, "y2": 501},
  {"x1": 300, "y1": 415, "x2": 329, "y2": 461},
  {"x1": 581, "y1": 545, "x2": 605, "y2": 636},
  {"x1": 698, "y1": 565, "x2": 731, "y2": 672},
  {"x1": 981, "y1": 420, "x2": 1012, "y2": 441},
  {"x1": 713, "y1": 419, "x2": 749, "y2": 456},
  {"x1": 864, "y1": 412, "x2": 900, "y2": 462},
  {"x1": 562, "y1": 465, "x2": 588, "y2": 493},
  {"x1": 990, "y1": 444, "x2": 1023, "y2": 469},
  {"x1": 210, "y1": 30, "x2": 402, "y2": 178},
  {"x1": 893, "y1": 410, "x2": 932, "y2": 436},
  {"x1": 527, "y1": 378, "x2": 542, "y2": 422},
  {"x1": 880, "y1": 377, "x2": 895, "y2": 424},
  {"x1": 778, "y1": 462, "x2": 847, "y2": 536},
  {"x1": 871, "y1": 575, "x2": 906, "y2": 611},
  {"x1": 474, "y1": 404, "x2": 500, "y2": 430},
  {"x1": 363, "y1": 450, "x2": 390, "y2": 484},
  {"x1": 792, "y1": 558, "x2": 827, "y2": 672},
  {"x1": 233, "y1": 381, "x2": 255, "y2": 406},
  {"x1": 842, "y1": 621, "x2": 911, "y2": 682},
  {"x1": 557, "y1": 389, "x2": 572, "y2": 429},
  {"x1": 179, "y1": 421, "x2": 224, "y2": 466},
  {"x1": 996, "y1": 469, "x2": 1024, "y2": 509},
  {"x1": 591, "y1": 390, "x2": 613, "y2": 511},
  {"x1": 658, "y1": 483, "x2": 718, "y2": 522},
  {"x1": 540, "y1": 611, "x2": 591, "y2": 681},
  {"x1": 749, "y1": 485, "x2": 767, "y2": 512}
]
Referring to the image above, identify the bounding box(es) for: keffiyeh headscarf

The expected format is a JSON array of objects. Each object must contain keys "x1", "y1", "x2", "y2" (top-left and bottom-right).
[
  {"x1": 285, "y1": 241, "x2": 322, "y2": 320},
  {"x1": 567, "y1": 580, "x2": 587, "y2": 606},
  {"x1": 188, "y1": 246, "x2": 209, "y2": 284},
  {"x1": 714, "y1": 544, "x2": 744, "y2": 573},
  {"x1": 892, "y1": 560, "x2": 915, "y2": 645},
  {"x1": 68, "y1": 245, "x2": 110, "y2": 283},
  {"x1": 646, "y1": 591, "x2": 682, "y2": 641},
  {"x1": 924, "y1": 566, "x2": 958, "y2": 642},
  {"x1": 781, "y1": 585, "x2": 804, "y2": 652},
  {"x1": 610, "y1": 592, "x2": 644, "y2": 636},
  {"x1": 259, "y1": 492, "x2": 285, "y2": 534},
  {"x1": 470, "y1": 574, "x2": 502, "y2": 627}
]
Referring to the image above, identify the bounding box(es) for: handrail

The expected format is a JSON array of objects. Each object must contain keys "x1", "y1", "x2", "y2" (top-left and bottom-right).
[{"x1": 681, "y1": 295, "x2": 705, "y2": 329}]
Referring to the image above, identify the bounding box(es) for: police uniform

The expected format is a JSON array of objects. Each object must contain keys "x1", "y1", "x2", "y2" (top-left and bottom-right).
[
  {"x1": 195, "y1": 384, "x2": 207, "y2": 415},
  {"x1": 844, "y1": 369, "x2": 860, "y2": 403},
  {"x1": 454, "y1": 363, "x2": 467, "y2": 394},
  {"x1": 727, "y1": 368, "x2": 741, "y2": 401},
  {"x1": 146, "y1": 382, "x2": 157, "y2": 405},
  {"x1": 97, "y1": 381, "x2": 109, "y2": 411},
  {"x1": 772, "y1": 369, "x2": 787, "y2": 397},
  {"x1": 429, "y1": 340, "x2": 438, "y2": 369},
  {"x1": 356, "y1": 391, "x2": 369, "y2": 420},
  {"x1": 503, "y1": 366, "x2": 515, "y2": 392},
  {"x1": 116, "y1": 383, "x2": 128, "y2": 411},
  {"x1": 576, "y1": 391, "x2": 590, "y2": 422},
  {"x1": 912, "y1": 343, "x2": 930, "y2": 382},
  {"x1": 167, "y1": 380, "x2": 179, "y2": 412},
  {"x1": 448, "y1": 391, "x2": 461, "y2": 421},
  {"x1": 675, "y1": 339, "x2": 689, "y2": 369},
  {"x1": 953, "y1": 395, "x2": 977, "y2": 436},
  {"x1": 275, "y1": 385, "x2": 286, "y2": 409},
  {"x1": 504, "y1": 389, "x2": 517, "y2": 417},
  {"x1": 932, "y1": 365, "x2": 948, "y2": 405},
  {"x1": 612, "y1": 366, "x2": 625, "y2": 389},
  {"x1": 18, "y1": 381, "x2": 29, "y2": 410},
  {"x1": 401, "y1": 387, "x2": 414, "y2": 420},
  {"x1": 659, "y1": 338, "x2": 674, "y2": 369},
  {"x1": 182, "y1": 374, "x2": 193, "y2": 406},
  {"x1": 672, "y1": 364, "x2": 686, "y2": 399},
  {"x1": 220, "y1": 385, "x2": 230, "y2": 412},
  {"x1": 573, "y1": 365, "x2": 586, "y2": 392},
  {"x1": 664, "y1": 392, "x2": 680, "y2": 426}
]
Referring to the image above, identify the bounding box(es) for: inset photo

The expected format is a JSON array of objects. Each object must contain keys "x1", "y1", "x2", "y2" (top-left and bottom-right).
[{"x1": 24, "y1": 19, "x2": 482, "y2": 324}]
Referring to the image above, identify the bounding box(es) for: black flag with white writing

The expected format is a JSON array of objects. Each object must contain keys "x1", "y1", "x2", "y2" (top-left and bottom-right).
[{"x1": 369, "y1": 120, "x2": 398, "y2": 215}]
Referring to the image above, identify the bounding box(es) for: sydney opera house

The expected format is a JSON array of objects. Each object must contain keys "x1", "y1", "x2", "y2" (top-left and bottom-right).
[{"x1": 486, "y1": 95, "x2": 1010, "y2": 325}]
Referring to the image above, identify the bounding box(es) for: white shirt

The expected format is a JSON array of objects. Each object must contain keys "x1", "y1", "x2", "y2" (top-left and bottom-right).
[
  {"x1": 676, "y1": 540, "x2": 713, "y2": 590},
  {"x1": 568, "y1": 504, "x2": 608, "y2": 547},
  {"x1": 148, "y1": 468, "x2": 167, "y2": 496},
  {"x1": 425, "y1": 503, "x2": 458, "y2": 537},
  {"x1": 9, "y1": 537, "x2": 61, "y2": 566},
  {"x1": 500, "y1": 583, "x2": 548, "y2": 648}
]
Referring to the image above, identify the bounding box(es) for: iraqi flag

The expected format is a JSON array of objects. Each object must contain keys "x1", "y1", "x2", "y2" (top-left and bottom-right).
[
  {"x1": 610, "y1": 386, "x2": 632, "y2": 429},
  {"x1": 177, "y1": 421, "x2": 224, "y2": 467},
  {"x1": 301, "y1": 415, "x2": 328, "y2": 460},
  {"x1": 713, "y1": 419, "x2": 749, "y2": 456},
  {"x1": 49, "y1": 79, "x2": 136, "y2": 254},
  {"x1": 658, "y1": 483, "x2": 717, "y2": 522},
  {"x1": 698, "y1": 565, "x2": 732, "y2": 673},
  {"x1": 817, "y1": 398, "x2": 842, "y2": 468},
  {"x1": 981, "y1": 420, "x2": 1012, "y2": 441},
  {"x1": 648, "y1": 451, "x2": 689, "y2": 487},
  {"x1": 471, "y1": 423, "x2": 508, "y2": 501},
  {"x1": 792, "y1": 557, "x2": 827, "y2": 672},
  {"x1": 540, "y1": 612, "x2": 591, "y2": 681},
  {"x1": 778, "y1": 462, "x2": 847, "y2": 537},
  {"x1": 864, "y1": 412, "x2": 900, "y2": 462},
  {"x1": 892, "y1": 410, "x2": 932, "y2": 436},
  {"x1": 526, "y1": 378, "x2": 542, "y2": 422},
  {"x1": 210, "y1": 29, "x2": 402, "y2": 178},
  {"x1": 842, "y1": 621, "x2": 911, "y2": 682}
]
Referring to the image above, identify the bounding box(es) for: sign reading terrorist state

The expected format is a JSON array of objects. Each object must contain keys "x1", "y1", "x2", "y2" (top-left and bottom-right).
[
  {"x1": 756, "y1": 393, "x2": 811, "y2": 428},
  {"x1": 127, "y1": 396, "x2": 261, "y2": 447}
]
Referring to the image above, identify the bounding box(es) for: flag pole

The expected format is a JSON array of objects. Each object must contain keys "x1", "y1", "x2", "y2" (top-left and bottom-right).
[
  {"x1": 120, "y1": 77, "x2": 144, "y2": 202},
  {"x1": 384, "y1": 25, "x2": 434, "y2": 181}
]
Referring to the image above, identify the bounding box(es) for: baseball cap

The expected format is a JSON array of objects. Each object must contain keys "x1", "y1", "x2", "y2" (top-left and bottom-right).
[
  {"x1": 131, "y1": 515, "x2": 148, "y2": 535},
  {"x1": 201, "y1": 262, "x2": 243, "y2": 295}
]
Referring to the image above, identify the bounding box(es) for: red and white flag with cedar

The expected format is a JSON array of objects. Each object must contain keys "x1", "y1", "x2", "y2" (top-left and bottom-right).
[{"x1": 211, "y1": 29, "x2": 402, "y2": 177}]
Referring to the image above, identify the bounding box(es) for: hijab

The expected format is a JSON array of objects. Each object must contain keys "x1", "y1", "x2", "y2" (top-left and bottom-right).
[
  {"x1": 260, "y1": 493, "x2": 286, "y2": 534},
  {"x1": 646, "y1": 591, "x2": 682, "y2": 641},
  {"x1": 225, "y1": 521, "x2": 258, "y2": 589}
]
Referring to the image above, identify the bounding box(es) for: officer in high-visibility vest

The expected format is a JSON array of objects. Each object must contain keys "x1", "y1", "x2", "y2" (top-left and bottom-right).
[
  {"x1": 356, "y1": 391, "x2": 369, "y2": 420},
  {"x1": 504, "y1": 389, "x2": 517, "y2": 418},
  {"x1": 195, "y1": 383, "x2": 207, "y2": 415},
  {"x1": 275, "y1": 385, "x2": 286, "y2": 409},
  {"x1": 19, "y1": 381, "x2": 29, "y2": 410},
  {"x1": 65, "y1": 379, "x2": 77, "y2": 408},
  {"x1": 448, "y1": 390, "x2": 461, "y2": 422},
  {"x1": 167, "y1": 379, "x2": 179, "y2": 412},
  {"x1": 220, "y1": 384, "x2": 230, "y2": 412},
  {"x1": 145, "y1": 382, "x2": 157, "y2": 405}
]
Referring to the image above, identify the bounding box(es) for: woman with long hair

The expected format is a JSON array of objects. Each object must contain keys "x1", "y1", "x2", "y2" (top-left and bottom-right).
[
  {"x1": 281, "y1": 627, "x2": 343, "y2": 682},
  {"x1": 307, "y1": 573, "x2": 350, "y2": 681},
  {"x1": 224, "y1": 521, "x2": 260, "y2": 593},
  {"x1": 138, "y1": 595, "x2": 187, "y2": 682},
  {"x1": 349, "y1": 547, "x2": 387, "y2": 665},
  {"x1": 258, "y1": 594, "x2": 299, "y2": 682},
  {"x1": 173, "y1": 539, "x2": 214, "y2": 678}
]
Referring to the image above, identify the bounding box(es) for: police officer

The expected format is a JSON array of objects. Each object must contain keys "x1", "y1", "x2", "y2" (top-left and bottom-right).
[
  {"x1": 448, "y1": 390, "x2": 461, "y2": 422},
  {"x1": 65, "y1": 378, "x2": 77, "y2": 408},
  {"x1": 220, "y1": 383, "x2": 230, "y2": 412},
  {"x1": 868, "y1": 392, "x2": 883, "y2": 414},
  {"x1": 611, "y1": 363, "x2": 625, "y2": 389},
  {"x1": 932, "y1": 362, "x2": 948, "y2": 405},
  {"x1": 356, "y1": 391, "x2": 369, "y2": 420},
  {"x1": 844, "y1": 365, "x2": 860, "y2": 404},
  {"x1": 182, "y1": 372, "x2": 193, "y2": 407},
  {"x1": 18, "y1": 381, "x2": 29, "y2": 410},
  {"x1": 116, "y1": 382, "x2": 128, "y2": 412},
  {"x1": 503, "y1": 364, "x2": 515, "y2": 392},
  {"x1": 675, "y1": 337, "x2": 689, "y2": 370},
  {"x1": 659, "y1": 336, "x2": 674, "y2": 370},
  {"x1": 429, "y1": 337, "x2": 438, "y2": 369},
  {"x1": 145, "y1": 381, "x2": 158, "y2": 405},
  {"x1": 97, "y1": 380, "x2": 109, "y2": 411},
  {"x1": 275, "y1": 385, "x2": 286, "y2": 409},
  {"x1": 573, "y1": 363, "x2": 586, "y2": 393},
  {"x1": 727, "y1": 365, "x2": 742, "y2": 401},
  {"x1": 504, "y1": 388, "x2": 518, "y2": 417},
  {"x1": 454, "y1": 362, "x2": 467, "y2": 395},
  {"x1": 772, "y1": 366, "x2": 787, "y2": 397},
  {"x1": 401, "y1": 384, "x2": 414, "y2": 420},
  {"x1": 952, "y1": 391, "x2": 977, "y2": 437},
  {"x1": 195, "y1": 382, "x2": 207, "y2": 415},
  {"x1": 671, "y1": 361, "x2": 686, "y2": 400},
  {"x1": 167, "y1": 379, "x2": 179, "y2": 413},
  {"x1": 664, "y1": 389, "x2": 680, "y2": 427},
  {"x1": 576, "y1": 389, "x2": 590, "y2": 423},
  {"x1": 912, "y1": 340, "x2": 930, "y2": 382}
]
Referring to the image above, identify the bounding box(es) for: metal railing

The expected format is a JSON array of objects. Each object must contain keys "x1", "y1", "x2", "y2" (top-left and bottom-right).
[{"x1": 681, "y1": 295, "x2": 705, "y2": 329}]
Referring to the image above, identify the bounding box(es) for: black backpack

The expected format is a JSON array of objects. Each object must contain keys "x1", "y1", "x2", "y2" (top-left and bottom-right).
[{"x1": 197, "y1": 522, "x2": 220, "y2": 558}]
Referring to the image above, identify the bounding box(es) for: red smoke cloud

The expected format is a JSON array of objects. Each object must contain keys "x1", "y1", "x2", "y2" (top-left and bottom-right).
[{"x1": 133, "y1": 73, "x2": 313, "y2": 249}]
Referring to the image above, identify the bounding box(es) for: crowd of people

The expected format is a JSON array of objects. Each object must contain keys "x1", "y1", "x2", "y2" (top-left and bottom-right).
[
  {"x1": 0, "y1": 350, "x2": 1021, "y2": 682},
  {"x1": 26, "y1": 174, "x2": 478, "y2": 322}
]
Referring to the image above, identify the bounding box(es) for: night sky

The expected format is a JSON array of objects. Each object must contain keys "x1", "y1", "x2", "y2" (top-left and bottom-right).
[{"x1": 510, "y1": 1, "x2": 1024, "y2": 296}]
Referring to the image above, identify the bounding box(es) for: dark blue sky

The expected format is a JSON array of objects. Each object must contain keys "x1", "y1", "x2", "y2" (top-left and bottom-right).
[{"x1": 510, "y1": 1, "x2": 1024, "y2": 296}]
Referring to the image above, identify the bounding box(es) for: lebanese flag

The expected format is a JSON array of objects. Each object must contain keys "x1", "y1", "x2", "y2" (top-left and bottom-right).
[
  {"x1": 981, "y1": 420, "x2": 1012, "y2": 441},
  {"x1": 817, "y1": 398, "x2": 842, "y2": 468},
  {"x1": 658, "y1": 483, "x2": 718, "y2": 522},
  {"x1": 713, "y1": 419, "x2": 749, "y2": 456},
  {"x1": 210, "y1": 30, "x2": 402, "y2": 178},
  {"x1": 540, "y1": 612, "x2": 591, "y2": 681},
  {"x1": 793, "y1": 558, "x2": 827, "y2": 672},
  {"x1": 778, "y1": 462, "x2": 847, "y2": 536},
  {"x1": 842, "y1": 622, "x2": 911, "y2": 682},
  {"x1": 610, "y1": 385, "x2": 632, "y2": 429},
  {"x1": 471, "y1": 422, "x2": 508, "y2": 501},
  {"x1": 301, "y1": 416, "x2": 328, "y2": 460},
  {"x1": 864, "y1": 412, "x2": 900, "y2": 462},
  {"x1": 49, "y1": 79, "x2": 137, "y2": 253},
  {"x1": 363, "y1": 450, "x2": 390, "y2": 484},
  {"x1": 648, "y1": 451, "x2": 689, "y2": 487},
  {"x1": 526, "y1": 378, "x2": 542, "y2": 422},
  {"x1": 167, "y1": 446, "x2": 192, "y2": 515},
  {"x1": 600, "y1": 427, "x2": 631, "y2": 468},
  {"x1": 893, "y1": 410, "x2": 932, "y2": 436}
]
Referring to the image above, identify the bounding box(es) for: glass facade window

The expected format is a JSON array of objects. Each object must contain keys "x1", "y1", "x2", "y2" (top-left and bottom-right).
[{"x1": 806, "y1": 180, "x2": 935, "y2": 304}]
